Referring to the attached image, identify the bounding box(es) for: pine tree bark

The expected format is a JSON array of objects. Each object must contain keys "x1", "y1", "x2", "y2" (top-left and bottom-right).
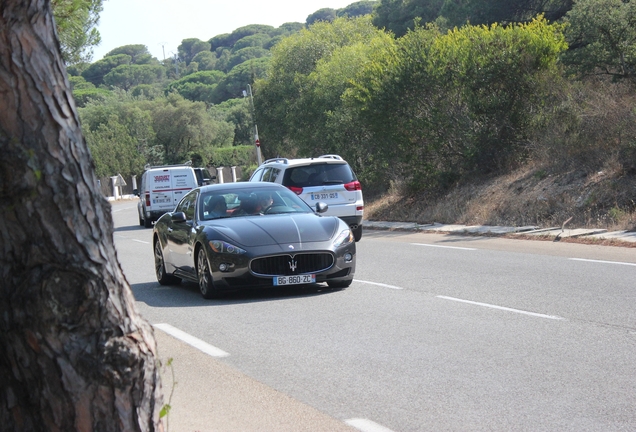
[{"x1": 0, "y1": 1, "x2": 164, "y2": 431}]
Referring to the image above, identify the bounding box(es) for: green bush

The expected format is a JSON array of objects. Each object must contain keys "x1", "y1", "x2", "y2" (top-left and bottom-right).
[{"x1": 208, "y1": 145, "x2": 257, "y2": 168}]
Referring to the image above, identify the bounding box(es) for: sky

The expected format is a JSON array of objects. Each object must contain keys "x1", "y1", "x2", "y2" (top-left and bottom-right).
[{"x1": 92, "y1": 0, "x2": 358, "y2": 61}]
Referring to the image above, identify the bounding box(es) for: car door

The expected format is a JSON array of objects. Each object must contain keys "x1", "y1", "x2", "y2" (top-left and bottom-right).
[{"x1": 165, "y1": 190, "x2": 199, "y2": 273}]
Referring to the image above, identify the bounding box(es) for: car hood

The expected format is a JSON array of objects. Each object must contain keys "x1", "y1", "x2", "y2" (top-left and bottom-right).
[{"x1": 204, "y1": 214, "x2": 341, "y2": 247}]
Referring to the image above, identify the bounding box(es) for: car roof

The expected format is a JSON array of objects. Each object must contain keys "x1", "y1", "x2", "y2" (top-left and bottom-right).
[
  {"x1": 261, "y1": 155, "x2": 347, "y2": 167},
  {"x1": 199, "y1": 182, "x2": 285, "y2": 193}
]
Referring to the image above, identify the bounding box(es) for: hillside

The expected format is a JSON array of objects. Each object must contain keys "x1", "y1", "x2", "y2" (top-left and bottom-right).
[{"x1": 365, "y1": 163, "x2": 636, "y2": 234}]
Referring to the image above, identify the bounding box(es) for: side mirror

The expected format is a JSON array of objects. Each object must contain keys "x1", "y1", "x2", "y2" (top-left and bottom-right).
[
  {"x1": 315, "y1": 202, "x2": 328, "y2": 214},
  {"x1": 171, "y1": 212, "x2": 187, "y2": 223},
  {"x1": 202, "y1": 175, "x2": 217, "y2": 185},
  {"x1": 133, "y1": 188, "x2": 139, "y2": 196}
]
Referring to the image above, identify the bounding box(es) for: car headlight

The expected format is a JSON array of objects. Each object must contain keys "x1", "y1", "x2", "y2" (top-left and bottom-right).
[
  {"x1": 333, "y1": 229, "x2": 354, "y2": 248},
  {"x1": 209, "y1": 240, "x2": 246, "y2": 255}
]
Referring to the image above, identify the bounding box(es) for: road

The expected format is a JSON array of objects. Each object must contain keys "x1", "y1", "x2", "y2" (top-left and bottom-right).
[{"x1": 111, "y1": 200, "x2": 636, "y2": 432}]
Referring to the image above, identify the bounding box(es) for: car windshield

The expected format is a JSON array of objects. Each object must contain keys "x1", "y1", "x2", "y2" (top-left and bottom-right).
[{"x1": 199, "y1": 187, "x2": 313, "y2": 220}]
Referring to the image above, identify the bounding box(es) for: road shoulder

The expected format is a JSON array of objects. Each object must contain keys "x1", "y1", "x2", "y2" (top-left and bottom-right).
[{"x1": 154, "y1": 327, "x2": 357, "y2": 432}]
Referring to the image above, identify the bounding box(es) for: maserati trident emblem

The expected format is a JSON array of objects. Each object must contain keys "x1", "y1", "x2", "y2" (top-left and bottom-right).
[{"x1": 289, "y1": 259, "x2": 298, "y2": 272}]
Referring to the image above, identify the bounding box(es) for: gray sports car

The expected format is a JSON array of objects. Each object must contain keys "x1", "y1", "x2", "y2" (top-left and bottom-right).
[{"x1": 152, "y1": 182, "x2": 356, "y2": 298}]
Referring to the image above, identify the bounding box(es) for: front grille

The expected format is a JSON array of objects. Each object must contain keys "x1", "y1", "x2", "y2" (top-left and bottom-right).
[{"x1": 250, "y1": 253, "x2": 334, "y2": 276}]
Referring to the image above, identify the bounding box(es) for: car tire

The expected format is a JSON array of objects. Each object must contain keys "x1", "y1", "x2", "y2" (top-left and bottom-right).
[
  {"x1": 352, "y1": 225, "x2": 362, "y2": 242},
  {"x1": 154, "y1": 240, "x2": 181, "y2": 285},
  {"x1": 197, "y1": 248, "x2": 218, "y2": 299},
  {"x1": 144, "y1": 216, "x2": 152, "y2": 228},
  {"x1": 327, "y1": 279, "x2": 353, "y2": 289}
]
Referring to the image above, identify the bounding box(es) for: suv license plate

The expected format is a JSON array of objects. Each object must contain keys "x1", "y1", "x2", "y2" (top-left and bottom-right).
[
  {"x1": 311, "y1": 192, "x2": 338, "y2": 200},
  {"x1": 273, "y1": 274, "x2": 316, "y2": 286}
]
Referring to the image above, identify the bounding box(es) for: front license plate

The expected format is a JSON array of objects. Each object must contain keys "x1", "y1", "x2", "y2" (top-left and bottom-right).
[
  {"x1": 311, "y1": 192, "x2": 338, "y2": 200},
  {"x1": 273, "y1": 274, "x2": 316, "y2": 286}
]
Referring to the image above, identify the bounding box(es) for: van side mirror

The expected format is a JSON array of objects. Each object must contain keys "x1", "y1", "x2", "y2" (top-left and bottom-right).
[
  {"x1": 202, "y1": 175, "x2": 216, "y2": 185},
  {"x1": 133, "y1": 188, "x2": 139, "y2": 196}
]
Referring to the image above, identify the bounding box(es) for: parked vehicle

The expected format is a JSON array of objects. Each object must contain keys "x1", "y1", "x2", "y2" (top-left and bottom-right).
[
  {"x1": 135, "y1": 163, "x2": 214, "y2": 228},
  {"x1": 248, "y1": 155, "x2": 364, "y2": 241},
  {"x1": 152, "y1": 182, "x2": 356, "y2": 298}
]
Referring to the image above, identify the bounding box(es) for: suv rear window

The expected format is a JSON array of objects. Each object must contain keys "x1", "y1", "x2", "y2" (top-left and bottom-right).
[{"x1": 282, "y1": 163, "x2": 357, "y2": 188}]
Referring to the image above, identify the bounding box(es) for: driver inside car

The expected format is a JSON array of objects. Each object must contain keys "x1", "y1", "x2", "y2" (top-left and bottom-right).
[
  {"x1": 256, "y1": 192, "x2": 273, "y2": 213},
  {"x1": 205, "y1": 195, "x2": 227, "y2": 219}
]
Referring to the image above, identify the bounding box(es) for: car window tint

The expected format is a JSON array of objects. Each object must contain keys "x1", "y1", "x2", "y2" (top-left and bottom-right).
[
  {"x1": 269, "y1": 168, "x2": 281, "y2": 183},
  {"x1": 262, "y1": 167, "x2": 272, "y2": 182},
  {"x1": 176, "y1": 190, "x2": 197, "y2": 220},
  {"x1": 251, "y1": 167, "x2": 264, "y2": 181},
  {"x1": 284, "y1": 163, "x2": 355, "y2": 187},
  {"x1": 285, "y1": 167, "x2": 310, "y2": 187},
  {"x1": 321, "y1": 163, "x2": 356, "y2": 183},
  {"x1": 226, "y1": 187, "x2": 312, "y2": 216}
]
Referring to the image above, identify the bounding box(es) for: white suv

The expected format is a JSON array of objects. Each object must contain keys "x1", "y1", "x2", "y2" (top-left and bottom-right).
[{"x1": 249, "y1": 155, "x2": 364, "y2": 241}]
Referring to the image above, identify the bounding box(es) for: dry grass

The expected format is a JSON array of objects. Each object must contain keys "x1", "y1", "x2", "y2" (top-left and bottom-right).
[
  {"x1": 364, "y1": 79, "x2": 636, "y2": 237},
  {"x1": 365, "y1": 162, "x2": 636, "y2": 233}
]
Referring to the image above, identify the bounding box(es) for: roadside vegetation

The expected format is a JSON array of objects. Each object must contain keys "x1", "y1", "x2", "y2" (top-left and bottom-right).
[{"x1": 61, "y1": 0, "x2": 636, "y2": 231}]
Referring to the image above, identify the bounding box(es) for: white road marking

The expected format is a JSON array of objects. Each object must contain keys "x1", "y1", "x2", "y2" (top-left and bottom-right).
[
  {"x1": 110, "y1": 205, "x2": 138, "y2": 212},
  {"x1": 437, "y1": 296, "x2": 565, "y2": 320},
  {"x1": 569, "y1": 258, "x2": 636, "y2": 267},
  {"x1": 355, "y1": 280, "x2": 403, "y2": 290},
  {"x1": 132, "y1": 239, "x2": 150, "y2": 244},
  {"x1": 346, "y1": 418, "x2": 396, "y2": 432},
  {"x1": 411, "y1": 243, "x2": 477, "y2": 251},
  {"x1": 154, "y1": 323, "x2": 230, "y2": 358}
]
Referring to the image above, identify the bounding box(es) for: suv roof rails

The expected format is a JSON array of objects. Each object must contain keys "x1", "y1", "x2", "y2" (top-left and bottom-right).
[
  {"x1": 263, "y1": 157, "x2": 289, "y2": 165},
  {"x1": 144, "y1": 160, "x2": 193, "y2": 170},
  {"x1": 318, "y1": 154, "x2": 343, "y2": 160}
]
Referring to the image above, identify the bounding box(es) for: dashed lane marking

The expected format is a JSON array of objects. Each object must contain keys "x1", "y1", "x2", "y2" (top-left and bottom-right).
[
  {"x1": 437, "y1": 296, "x2": 565, "y2": 320},
  {"x1": 154, "y1": 323, "x2": 230, "y2": 358},
  {"x1": 411, "y1": 243, "x2": 477, "y2": 251},
  {"x1": 346, "y1": 418, "x2": 397, "y2": 432}
]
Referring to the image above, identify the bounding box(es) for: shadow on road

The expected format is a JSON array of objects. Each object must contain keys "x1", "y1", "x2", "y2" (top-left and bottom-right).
[{"x1": 131, "y1": 280, "x2": 342, "y2": 308}]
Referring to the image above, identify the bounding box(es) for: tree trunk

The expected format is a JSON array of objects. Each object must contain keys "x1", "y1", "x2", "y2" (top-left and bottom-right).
[{"x1": 0, "y1": 1, "x2": 164, "y2": 431}]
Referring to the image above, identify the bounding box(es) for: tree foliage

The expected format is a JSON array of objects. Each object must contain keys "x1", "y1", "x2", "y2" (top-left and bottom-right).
[
  {"x1": 307, "y1": 8, "x2": 338, "y2": 25},
  {"x1": 563, "y1": 0, "x2": 636, "y2": 81},
  {"x1": 373, "y1": 0, "x2": 444, "y2": 37},
  {"x1": 104, "y1": 44, "x2": 154, "y2": 63},
  {"x1": 103, "y1": 63, "x2": 165, "y2": 90},
  {"x1": 81, "y1": 53, "x2": 132, "y2": 85},
  {"x1": 255, "y1": 16, "x2": 391, "y2": 166},
  {"x1": 372, "y1": 0, "x2": 574, "y2": 35},
  {"x1": 257, "y1": 14, "x2": 568, "y2": 192},
  {"x1": 166, "y1": 70, "x2": 226, "y2": 103},
  {"x1": 178, "y1": 38, "x2": 212, "y2": 65},
  {"x1": 226, "y1": 46, "x2": 270, "y2": 70},
  {"x1": 69, "y1": 0, "x2": 635, "y2": 197},
  {"x1": 338, "y1": 1, "x2": 378, "y2": 18},
  {"x1": 51, "y1": 0, "x2": 103, "y2": 64},
  {"x1": 79, "y1": 91, "x2": 236, "y2": 175},
  {"x1": 209, "y1": 24, "x2": 278, "y2": 52}
]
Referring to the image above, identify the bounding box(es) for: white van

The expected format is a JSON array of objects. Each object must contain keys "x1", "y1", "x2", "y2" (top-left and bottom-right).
[{"x1": 136, "y1": 164, "x2": 213, "y2": 227}]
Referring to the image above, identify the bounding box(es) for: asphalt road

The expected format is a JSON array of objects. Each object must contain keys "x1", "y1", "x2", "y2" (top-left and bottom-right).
[{"x1": 111, "y1": 200, "x2": 636, "y2": 432}]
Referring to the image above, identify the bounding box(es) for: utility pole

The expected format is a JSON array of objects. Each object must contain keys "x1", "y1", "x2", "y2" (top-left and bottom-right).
[
  {"x1": 244, "y1": 84, "x2": 262, "y2": 165},
  {"x1": 173, "y1": 54, "x2": 179, "y2": 78}
]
